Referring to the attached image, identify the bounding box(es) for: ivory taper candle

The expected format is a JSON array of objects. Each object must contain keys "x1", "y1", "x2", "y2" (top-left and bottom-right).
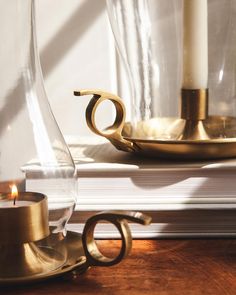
[{"x1": 183, "y1": 0, "x2": 208, "y2": 89}]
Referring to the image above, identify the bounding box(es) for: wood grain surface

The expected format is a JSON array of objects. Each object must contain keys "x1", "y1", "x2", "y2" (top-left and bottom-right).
[{"x1": 1, "y1": 239, "x2": 236, "y2": 295}]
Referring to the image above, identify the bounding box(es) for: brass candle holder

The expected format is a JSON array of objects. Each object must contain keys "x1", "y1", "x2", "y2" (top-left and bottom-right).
[
  {"x1": 0, "y1": 192, "x2": 65, "y2": 279},
  {"x1": 0, "y1": 194, "x2": 151, "y2": 285},
  {"x1": 75, "y1": 89, "x2": 236, "y2": 160},
  {"x1": 178, "y1": 89, "x2": 210, "y2": 140}
]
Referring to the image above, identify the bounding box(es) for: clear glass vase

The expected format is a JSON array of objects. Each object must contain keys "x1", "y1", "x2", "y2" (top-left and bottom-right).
[
  {"x1": 0, "y1": 0, "x2": 76, "y2": 235},
  {"x1": 106, "y1": 0, "x2": 236, "y2": 140}
]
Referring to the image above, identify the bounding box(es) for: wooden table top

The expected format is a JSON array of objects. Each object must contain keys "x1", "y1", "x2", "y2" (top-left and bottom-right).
[{"x1": 2, "y1": 239, "x2": 236, "y2": 295}]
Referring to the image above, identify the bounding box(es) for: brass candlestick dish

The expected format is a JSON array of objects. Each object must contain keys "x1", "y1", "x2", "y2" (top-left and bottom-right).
[
  {"x1": 75, "y1": 89, "x2": 236, "y2": 160},
  {"x1": 0, "y1": 192, "x2": 65, "y2": 279},
  {"x1": 0, "y1": 209, "x2": 151, "y2": 284}
]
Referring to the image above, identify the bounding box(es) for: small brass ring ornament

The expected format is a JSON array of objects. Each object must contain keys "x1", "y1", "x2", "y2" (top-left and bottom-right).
[
  {"x1": 82, "y1": 211, "x2": 151, "y2": 267},
  {"x1": 74, "y1": 89, "x2": 136, "y2": 152}
]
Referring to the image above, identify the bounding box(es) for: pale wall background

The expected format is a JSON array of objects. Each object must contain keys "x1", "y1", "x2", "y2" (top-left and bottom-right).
[{"x1": 35, "y1": 0, "x2": 117, "y2": 138}]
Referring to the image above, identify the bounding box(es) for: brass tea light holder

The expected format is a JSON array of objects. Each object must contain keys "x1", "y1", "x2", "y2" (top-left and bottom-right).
[
  {"x1": 0, "y1": 191, "x2": 64, "y2": 281},
  {"x1": 0, "y1": 187, "x2": 151, "y2": 284},
  {"x1": 74, "y1": 89, "x2": 236, "y2": 160}
]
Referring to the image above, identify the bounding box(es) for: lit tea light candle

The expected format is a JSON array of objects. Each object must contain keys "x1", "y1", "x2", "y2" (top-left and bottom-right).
[
  {"x1": 0, "y1": 185, "x2": 49, "y2": 243},
  {"x1": 12, "y1": 184, "x2": 17, "y2": 206},
  {"x1": 0, "y1": 185, "x2": 35, "y2": 207},
  {"x1": 183, "y1": 0, "x2": 208, "y2": 89}
]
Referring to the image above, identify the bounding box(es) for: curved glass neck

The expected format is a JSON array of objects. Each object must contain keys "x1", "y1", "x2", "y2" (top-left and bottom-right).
[
  {"x1": 0, "y1": 0, "x2": 74, "y2": 178},
  {"x1": 0, "y1": 0, "x2": 76, "y2": 236},
  {"x1": 0, "y1": 1, "x2": 35, "y2": 94}
]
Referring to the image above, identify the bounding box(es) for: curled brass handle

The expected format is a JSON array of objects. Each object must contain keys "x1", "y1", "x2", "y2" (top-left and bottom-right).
[
  {"x1": 82, "y1": 211, "x2": 151, "y2": 267},
  {"x1": 74, "y1": 89, "x2": 135, "y2": 152}
]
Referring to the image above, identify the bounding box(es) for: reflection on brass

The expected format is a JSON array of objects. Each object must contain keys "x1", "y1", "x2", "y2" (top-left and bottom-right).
[
  {"x1": 75, "y1": 89, "x2": 236, "y2": 159},
  {"x1": 0, "y1": 211, "x2": 151, "y2": 284}
]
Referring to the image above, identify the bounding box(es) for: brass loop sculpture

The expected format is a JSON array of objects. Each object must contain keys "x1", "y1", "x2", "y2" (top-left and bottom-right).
[{"x1": 82, "y1": 211, "x2": 151, "y2": 267}]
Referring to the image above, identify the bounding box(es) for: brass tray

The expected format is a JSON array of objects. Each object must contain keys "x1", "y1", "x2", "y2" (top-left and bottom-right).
[
  {"x1": 121, "y1": 117, "x2": 236, "y2": 159},
  {"x1": 75, "y1": 89, "x2": 236, "y2": 160}
]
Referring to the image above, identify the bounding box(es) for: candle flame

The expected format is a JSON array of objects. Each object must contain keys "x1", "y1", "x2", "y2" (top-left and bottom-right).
[{"x1": 11, "y1": 185, "x2": 18, "y2": 205}]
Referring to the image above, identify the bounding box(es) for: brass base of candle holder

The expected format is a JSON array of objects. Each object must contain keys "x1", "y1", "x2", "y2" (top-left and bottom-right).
[
  {"x1": 0, "y1": 242, "x2": 66, "y2": 279},
  {"x1": 177, "y1": 89, "x2": 210, "y2": 140},
  {"x1": 0, "y1": 231, "x2": 87, "y2": 285},
  {"x1": 76, "y1": 89, "x2": 236, "y2": 160},
  {"x1": 0, "y1": 211, "x2": 151, "y2": 285}
]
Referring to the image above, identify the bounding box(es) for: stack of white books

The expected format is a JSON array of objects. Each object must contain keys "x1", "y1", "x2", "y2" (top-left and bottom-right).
[
  {"x1": 68, "y1": 137, "x2": 236, "y2": 238},
  {"x1": 27, "y1": 136, "x2": 236, "y2": 238}
]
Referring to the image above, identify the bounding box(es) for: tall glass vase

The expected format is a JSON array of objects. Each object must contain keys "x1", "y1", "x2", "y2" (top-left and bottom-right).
[
  {"x1": 0, "y1": 0, "x2": 76, "y2": 234},
  {"x1": 107, "y1": 0, "x2": 182, "y2": 125},
  {"x1": 106, "y1": 0, "x2": 236, "y2": 140}
]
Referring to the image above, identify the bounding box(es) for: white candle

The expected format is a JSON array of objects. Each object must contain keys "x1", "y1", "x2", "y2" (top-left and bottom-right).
[
  {"x1": 0, "y1": 200, "x2": 34, "y2": 208},
  {"x1": 0, "y1": 185, "x2": 34, "y2": 207},
  {"x1": 183, "y1": 0, "x2": 208, "y2": 89}
]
